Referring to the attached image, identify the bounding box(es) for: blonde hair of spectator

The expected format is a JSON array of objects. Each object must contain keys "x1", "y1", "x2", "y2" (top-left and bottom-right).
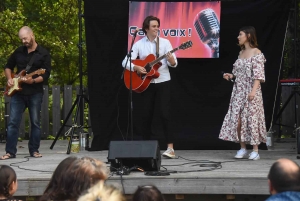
[{"x1": 78, "y1": 181, "x2": 126, "y2": 201}]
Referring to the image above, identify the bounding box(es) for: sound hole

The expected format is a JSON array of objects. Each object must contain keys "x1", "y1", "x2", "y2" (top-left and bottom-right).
[{"x1": 145, "y1": 63, "x2": 151, "y2": 72}]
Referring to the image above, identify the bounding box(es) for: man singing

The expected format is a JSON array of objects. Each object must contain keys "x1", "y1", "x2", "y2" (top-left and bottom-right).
[{"x1": 122, "y1": 16, "x2": 178, "y2": 158}]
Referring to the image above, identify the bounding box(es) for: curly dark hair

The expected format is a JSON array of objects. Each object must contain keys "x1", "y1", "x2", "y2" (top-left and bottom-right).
[
  {"x1": 0, "y1": 165, "x2": 17, "y2": 199},
  {"x1": 39, "y1": 156, "x2": 109, "y2": 201}
]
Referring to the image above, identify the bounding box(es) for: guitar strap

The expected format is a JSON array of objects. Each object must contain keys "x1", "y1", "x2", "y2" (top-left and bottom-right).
[
  {"x1": 156, "y1": 36, "x2": 159, "y2": 58},
  {"x1": 25, "y1": 52, "x2": 37, "y2": 73}
]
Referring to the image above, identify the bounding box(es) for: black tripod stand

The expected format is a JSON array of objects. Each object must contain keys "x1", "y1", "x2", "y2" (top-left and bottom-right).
[{"x1": 50, "y1": 0, "x2": 89, "y2": 154}]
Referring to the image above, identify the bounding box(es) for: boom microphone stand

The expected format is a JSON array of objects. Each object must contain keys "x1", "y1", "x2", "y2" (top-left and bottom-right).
[
  {"x1": 50, "y1": 0, "x2": 89, "y2": 153},
  {"x1": 121, "y1": 29, "x2": 139, "y2": 140}
]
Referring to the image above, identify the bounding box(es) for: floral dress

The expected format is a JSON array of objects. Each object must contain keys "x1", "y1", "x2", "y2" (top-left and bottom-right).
[{"x1": 219, "y1": 53, "x2": 267, "y2": 145}]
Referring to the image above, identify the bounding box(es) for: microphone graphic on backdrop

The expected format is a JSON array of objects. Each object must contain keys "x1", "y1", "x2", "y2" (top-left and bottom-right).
[{"x1": 194, "y1": 8, "x2": 220, "y2": 58}]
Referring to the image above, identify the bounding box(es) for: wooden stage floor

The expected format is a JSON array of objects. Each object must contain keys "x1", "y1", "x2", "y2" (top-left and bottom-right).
[{"x1": 0, "y1": 139, "x2": 299, "y2": 197}]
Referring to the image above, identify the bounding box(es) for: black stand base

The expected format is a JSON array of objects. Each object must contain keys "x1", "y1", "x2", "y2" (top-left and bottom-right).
[{"x1": 50, "y1": 94, "x2": 89, "y2": 154}]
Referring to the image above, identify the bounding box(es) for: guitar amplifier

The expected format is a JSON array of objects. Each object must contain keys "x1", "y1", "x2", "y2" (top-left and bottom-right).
[{"x1": 107, "y1": 141, "x2": 161, "y2": 171}]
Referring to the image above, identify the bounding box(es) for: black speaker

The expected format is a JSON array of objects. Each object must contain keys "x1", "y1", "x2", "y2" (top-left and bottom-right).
[{"x1": 107, "y1": 141, "x2": 161, "y2": 171}]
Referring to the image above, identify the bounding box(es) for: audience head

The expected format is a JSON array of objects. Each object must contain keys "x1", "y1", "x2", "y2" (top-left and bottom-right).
[
  {"x1": 40, "y1": 156, "x2": 109, "y2": 201},
  {"x1": 132, "y1": 185, "x2": 165, "y2": 201},
  {"x1": 268, "y1": 158, "x2": 300, "y2": 194},
  {"x1": 0, "y1": 165, "x2": 18, "y2": 199},
  {"x1": 78, "y1": 181, "x2": 125, "y2": 201}
]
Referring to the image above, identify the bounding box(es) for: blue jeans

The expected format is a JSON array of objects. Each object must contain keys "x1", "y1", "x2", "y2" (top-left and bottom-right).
[{"x1": 6, "y1": 93, "x2": 43, "y2": 156}]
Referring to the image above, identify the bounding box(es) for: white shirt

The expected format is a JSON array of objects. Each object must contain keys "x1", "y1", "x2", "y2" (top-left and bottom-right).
[{"x1": 122, "y1": 36, "x2": 178, "y2": 83}]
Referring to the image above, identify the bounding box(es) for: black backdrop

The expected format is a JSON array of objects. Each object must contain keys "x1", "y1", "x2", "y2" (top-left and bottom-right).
[{"x1": 84, "y1": 0, "x2": 291, "y2": 151}]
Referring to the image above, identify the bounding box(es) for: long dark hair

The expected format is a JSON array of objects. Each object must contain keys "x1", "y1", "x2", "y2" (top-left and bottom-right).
[
  {"x1": 132, "y1": 185, "x2": 165, "y2": 201},
  {"x1": 142, "y1": 16, "x2": 160, "y2": 34},
  {"x1": 40, "y1": 156, "x2": 109, "y2": 201},
  {"x1": 239, "y1": 26, "x2": 258, "y2": 50},
  {"x1": 0, "y1": 165, "x2": 17, "y2": 199}
]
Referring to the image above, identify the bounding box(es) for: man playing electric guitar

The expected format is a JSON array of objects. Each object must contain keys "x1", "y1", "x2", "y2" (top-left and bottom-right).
[
  {"x1": 122, "y1": 16, "x2": 178, "y2": 159},
  {"x1": 0, "y1": 26, "x2": 51, "y2": 160}
]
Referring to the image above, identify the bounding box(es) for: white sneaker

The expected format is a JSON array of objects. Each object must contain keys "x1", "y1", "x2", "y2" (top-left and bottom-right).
[
  {"x1": 248, "y1": 151, "x2": 260, "y2": 160},
  {"x1": 234, "y1": 149, "x2": 247, "y2": 159},
  {"x1": 162, "y1": 147, "x2": 176, "y2": 159}
]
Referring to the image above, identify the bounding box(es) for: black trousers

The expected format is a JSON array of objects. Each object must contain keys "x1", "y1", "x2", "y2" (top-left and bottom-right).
[{"x1": 140, "y1": 81, "x2": 174, "y2": 144}]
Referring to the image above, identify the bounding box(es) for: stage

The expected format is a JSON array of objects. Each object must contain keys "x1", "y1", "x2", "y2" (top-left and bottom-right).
[{"x1": 0, "y1": 139, "x2": 298, "y2": 200}]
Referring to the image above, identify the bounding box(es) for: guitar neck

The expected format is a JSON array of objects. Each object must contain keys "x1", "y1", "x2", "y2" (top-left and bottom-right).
[
  {"x1": 24, "y1": 71, "x2": 39, "y2": 78},
  {"x1": 149, "y1": 47, "x2": 179, "y2": 66}
]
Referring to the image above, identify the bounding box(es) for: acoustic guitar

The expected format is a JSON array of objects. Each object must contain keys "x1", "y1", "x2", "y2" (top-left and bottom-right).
[{"x1": 124, "y1": 40, "x2": 193, "y2": 93}]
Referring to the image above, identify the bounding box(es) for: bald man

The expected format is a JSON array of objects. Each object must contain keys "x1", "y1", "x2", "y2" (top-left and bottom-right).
[
  {"x1": 0, "y1": 26, "x2": 51, "y2": 160},
  {"x1": 266, "y1": 158, "x2": 300, "y2": 201}
]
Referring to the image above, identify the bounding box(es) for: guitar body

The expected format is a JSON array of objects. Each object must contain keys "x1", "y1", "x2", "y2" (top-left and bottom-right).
[
  {"x1": 123, "y1": 40, "x2": 193, "y2": 93},
  {"x1": 124, "y1": 54, "x2": 162, "y2": 93},
  {"x1": 4, "y1": 69, "x2": 46, "y2": 97},
  {"x1": 5, "y1": 70, "x2": 27, "y2": 97}
]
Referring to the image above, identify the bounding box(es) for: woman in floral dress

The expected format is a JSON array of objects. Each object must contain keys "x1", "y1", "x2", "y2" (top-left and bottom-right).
[{"x1": 219, "y1": 26, "x2": 267, "y2": 160}]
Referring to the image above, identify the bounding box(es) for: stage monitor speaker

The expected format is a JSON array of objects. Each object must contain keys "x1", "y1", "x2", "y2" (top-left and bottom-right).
[{"x1": 108, "y1": 141, "x2": 161, "y2": 171}]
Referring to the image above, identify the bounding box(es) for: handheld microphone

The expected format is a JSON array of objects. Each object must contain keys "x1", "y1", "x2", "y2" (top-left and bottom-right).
[
  {"x1": 221, "y1": 71, "x2": 234, "y2": 82},
  {"x1": 194, "y1": 9, "x2": 220, "y2": 58}
]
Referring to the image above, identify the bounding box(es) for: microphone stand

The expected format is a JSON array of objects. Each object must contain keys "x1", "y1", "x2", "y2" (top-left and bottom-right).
[{"x1": 121, "y1": 30, "x2": 139, "y2": 140}]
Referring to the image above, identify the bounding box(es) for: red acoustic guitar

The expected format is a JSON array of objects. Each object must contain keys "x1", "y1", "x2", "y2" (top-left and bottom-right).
[
  {"x1": 4, "y1": 68, "x2": 46, "y2": 97},
  {"x1": 124, "y1": 40, "x2": 193, "y2": 93}
]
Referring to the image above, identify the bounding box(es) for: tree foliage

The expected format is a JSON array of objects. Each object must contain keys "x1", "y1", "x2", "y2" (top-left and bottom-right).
[
  {"x1": 0, "y1": 0, "x2": 87, "y2": 87},
  {"x1": 283, "y1": 0, "x2": 300, "y2": 79}
]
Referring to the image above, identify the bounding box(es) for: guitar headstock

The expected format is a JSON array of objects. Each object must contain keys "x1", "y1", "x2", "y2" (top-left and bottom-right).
[
  {"x1": 179, "y1": 40, "x2": 193, "y2": 50},
  {"x1": 36, "y1": 69, "x2": 46, "y2": 75}
]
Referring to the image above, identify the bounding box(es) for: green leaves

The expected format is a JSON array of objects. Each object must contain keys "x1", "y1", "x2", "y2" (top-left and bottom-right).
[{"x1": 0, "y1": 0, "x2": 87, "y2": 87}]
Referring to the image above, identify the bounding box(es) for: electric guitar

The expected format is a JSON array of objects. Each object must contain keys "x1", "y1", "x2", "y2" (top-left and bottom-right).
[
  {"x1": 4, "y1": 69, "x2": 46, "y2": 97},
  {"x1": 124, "y1": 40, "x2": 193, "y2": 93}
]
